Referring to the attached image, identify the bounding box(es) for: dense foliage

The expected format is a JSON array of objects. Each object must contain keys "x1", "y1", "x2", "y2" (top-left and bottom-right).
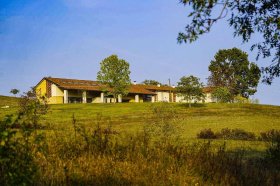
[
  {"x1": 141, "y1": 79, "x2": 162, "y2": 86},
  {"x1": 97, "y1": 55, "x2": 131, "y2": 102},
  {"x1": 211, "y1": 87, "x2": 232, "y2": 103},
  {"x1": 9, "y1": 89, "x2": 19, "y2": 96},
  {"x1": 178, "y1": 0, "x2": 280, "y2": 84},
  {"x1": 208, "y1": 48, "x2": 261, "y2": 98},
  {"x1": 176, "y1": 75, "x2": 205, "y2": 107},
  {"x1": 0, "y1": 90, "x2": 48, "y2": 185}
]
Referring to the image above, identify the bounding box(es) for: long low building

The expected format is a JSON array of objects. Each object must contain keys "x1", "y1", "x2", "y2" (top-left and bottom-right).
[{"x1": 35, "y1": 77, "x2": 214, "y2": 104}]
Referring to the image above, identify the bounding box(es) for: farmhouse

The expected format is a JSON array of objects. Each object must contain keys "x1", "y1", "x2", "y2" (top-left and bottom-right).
[{"x1": 35, "y1": 77, "x2": 214, "y2": 104}]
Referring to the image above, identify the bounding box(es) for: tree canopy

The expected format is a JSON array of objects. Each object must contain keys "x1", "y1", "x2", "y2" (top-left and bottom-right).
[
  {"x1": 10, "y1": 89, "x2": 20, "y2": 96},
  {"x1": 176, "y1": 75, "x2": 205, "y2": 107},
  {"x1": 208, "y1": 48, "x2": 261, "y2": 98},
  {"x1": 97, "y1": 55, "x2": 131, "y2": 102},
  {"x1": 141, "y1": 80, "x2": 162, "y2": 86},
  {"x1": 178, "y1": 0, "x2": 280, "y2": 84}
]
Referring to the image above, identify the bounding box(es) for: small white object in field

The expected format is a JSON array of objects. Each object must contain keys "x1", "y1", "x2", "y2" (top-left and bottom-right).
[{"x1": 1, "y1": 105, "x2": 9, "y2": 109}]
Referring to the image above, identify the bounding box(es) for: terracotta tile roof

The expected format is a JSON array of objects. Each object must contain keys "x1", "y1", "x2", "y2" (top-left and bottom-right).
[
  {"x1": 42, "y1": 77, "x2": 156, "y2": 95},
  {"x1": 37, "y1": 77, "x2": 213, "y2": 95},
  {"x1": 202, "y1": 87, "x2": 215, "y2": 93},
  {"x1": 128, "y1": 85, "x2": 156, "y2": 95}
]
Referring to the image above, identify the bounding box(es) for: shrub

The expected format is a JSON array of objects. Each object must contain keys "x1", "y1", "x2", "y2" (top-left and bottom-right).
[
  {"x1": 219, "y1": 128, "x2": 256, "y2": 140},
  {"x1": 234, "y1": 94, "x2": 249, "y2": 103},
  {"x1": 260, "y1": 130, "x2": 280, "y2": 168},
  {"x1": 197, "y1": 128, "x2": 217, "y2": 139},
  {"x1": 211, "y1": 87, "x2": 232, "y2": 103},
  {"x1": 198, "y1": 128, "x2": 256, "y2": 140},
  {"x1": 260, "y1": 129, "x2": 280, "y2": 141},
  {"x1": 0, "y1": 89, "x2": 48, "y2": 185}
]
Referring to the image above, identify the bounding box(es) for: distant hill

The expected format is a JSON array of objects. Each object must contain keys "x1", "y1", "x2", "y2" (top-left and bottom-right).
[{"x1": 0, "y1": 95, "x2": 20, "y2": 107}]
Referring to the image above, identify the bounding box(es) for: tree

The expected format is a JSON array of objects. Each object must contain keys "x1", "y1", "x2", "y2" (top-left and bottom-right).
[
  {"x1": 10, "y1": 89, "x2": 20, "y2": 97},
  {"x1": 176, "y1": 75, "x2": 205, "y2": 107},
  {"x1": 141, "y1": 80, "x2": 162, "y2": 86},
  {"x1": 211, "y1": 87, "x2": 232, "y2": 103},
  {"x1": 208, "y1": 48, "x2": 261, "y2": 99},
  {"x1": 178, "y1": 0, "x2": 280, "y2": 84},
  {"x1": 97, "y1": 55, "x2": 131, "y2": 103}
]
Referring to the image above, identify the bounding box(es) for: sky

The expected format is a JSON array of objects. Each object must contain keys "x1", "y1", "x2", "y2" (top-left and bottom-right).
[{"x1": 0, "y1": 0, "x2": 279, "y2": 105}]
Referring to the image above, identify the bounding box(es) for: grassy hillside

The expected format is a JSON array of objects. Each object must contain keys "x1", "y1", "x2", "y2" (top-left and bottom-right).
[
  {"x1": 0, "y1": 95, "x2": 19, "y2": 107},
  {"x1": 1, "y1": 97, "x2": 280, "y2": 138},
  {"x1": 0, "y1": 95, "x2": 19, "y2": 117},
  {"x1": 1, "y1": 97, "x2": 279, "y2": 185}
]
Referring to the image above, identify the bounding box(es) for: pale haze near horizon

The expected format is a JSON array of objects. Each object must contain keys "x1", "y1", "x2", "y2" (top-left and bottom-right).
[{"x1": 0, "y1": 0, "x2": 279, "y2": 105}]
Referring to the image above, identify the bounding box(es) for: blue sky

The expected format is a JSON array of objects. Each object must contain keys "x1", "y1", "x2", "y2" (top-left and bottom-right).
[{"x1": 0, "y1": 0, "x2": 279, "y2": 105}]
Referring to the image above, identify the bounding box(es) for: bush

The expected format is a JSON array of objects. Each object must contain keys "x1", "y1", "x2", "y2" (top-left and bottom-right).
[
  {"x1": 218, "y1": 128, "x2": 256, "y2": 140},
  {"x1": 260, "y1": 130, "x2": 280, "y2": 168},
  {"x1": 259, "y1": 129, "x2": 280, "y2": 141},
  {"x1": 198, "y1": 128, "x2": 256, "y2": 141},
  {"x1": 211, "y1": 87, "x2": 232, "y2": 103},
  {"x1": 197, "y1": 129, "x2": 217, "y2": 139},
  {"x1": 0, "y1": 89, "x2": 48, "y2": 185},
  {"x1": 234, "y1": 94, "x2": 249, "y2": 103}
]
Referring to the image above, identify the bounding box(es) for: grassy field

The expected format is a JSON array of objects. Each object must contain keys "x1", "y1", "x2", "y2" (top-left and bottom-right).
[
  {"x1": 1, "y1": 96, "x2": 280, "y2": 185},
  {"x1": 1, "y1": 96, "x2": 280, "y2": 136},
  {"x1": 1, "y1": 96, "x2": 280, "y2": 150}
]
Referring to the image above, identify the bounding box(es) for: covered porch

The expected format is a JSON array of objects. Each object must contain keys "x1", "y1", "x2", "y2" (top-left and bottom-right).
[{"x1": 63, "y1": 89, "x2": 105, "y2": 104}]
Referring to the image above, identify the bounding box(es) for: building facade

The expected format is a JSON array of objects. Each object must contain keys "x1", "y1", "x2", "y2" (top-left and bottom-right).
[{"x1": 35, "y1": 77, "x2": 214, "y2": 104}]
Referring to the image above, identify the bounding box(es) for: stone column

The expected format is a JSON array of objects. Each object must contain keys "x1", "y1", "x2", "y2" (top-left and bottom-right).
[
  {"x1": 82, "y1": 91, "x2": 87, "y2": 103},
  {"x1": 64, "y1": 90, "x2": 68, "y2": 104},
  {"x1": 135, "y1": 94, "x2": 139, "y2": 103},
  {"x1": 100, "y1": 92, "x2": 104, "y2": 103},
  {"x1": 118, "y1": 94, "x2": 122, "y2": 103}
]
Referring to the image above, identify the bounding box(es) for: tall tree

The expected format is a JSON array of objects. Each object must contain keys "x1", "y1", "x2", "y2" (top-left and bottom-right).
[
  {"x1": 97, "y1": 55, "x2": 131, "y2": 103},
  {"x1": 177, "y1": 0, "x2": 280, "y2": 84},
  {"x1": 176, "y1": 75, "x2": 205, "y2": 107},
  {"x1": 141, "y1": 80, "x2": 162, "y2": 86},
  {"x1": 208, "y1": 48, "x2": 261, "y2": 98}
]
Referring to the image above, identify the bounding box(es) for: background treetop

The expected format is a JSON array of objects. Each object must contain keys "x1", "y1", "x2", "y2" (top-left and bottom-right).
[
  {"x1": 208, "y1": 48, "x2": 261, "y2": 98},
  {"x1": 141, "y1": 80, "x2": 162, "y2": 86}
]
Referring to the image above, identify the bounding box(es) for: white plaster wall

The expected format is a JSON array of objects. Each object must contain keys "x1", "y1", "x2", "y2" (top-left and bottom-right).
[
  {"x1": 157, "y1": 91, "x2": 170, "y2": 102},
  {"x1": 176, "y1": 93, "x2": 213, "y2": 103},
  {"x1": 92, "y1": 97, "x2": 101, "y2": 103},
  {"x1": 51, "y1": 84, "x2": 63, "y2": 96},
  {"x1": 205, "y1": 93, "x2": 214, "y2": 103},
  {"x1": 176, "y1": 95, "x2": 186, "y2": 103}
]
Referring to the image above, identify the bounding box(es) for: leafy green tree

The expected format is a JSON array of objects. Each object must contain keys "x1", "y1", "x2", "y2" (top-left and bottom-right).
[
  {"x1": 97, "y1": 55, "x2": 131, "y2": 103},
  {"x1": 10, "y1": 89, "x2": 20, "y2": 97},
  {"x1": 141, "y1": 80, "x2": 162, "y2": 86},
  {"x1": 177, "y1": 0, "x2": 280, "y2": 84},
  {"x1": 234, "y1": 94, "x2": 249, "y2": 104},
  {"x1": 212, "y1": 87, "x2": 232, "y2": 103},
  {"x1": 208, "y1": 48, "x2": 261, "y2": 98},
  {"x1": 176, "y1": 75, "x2": 205, "y2": 107}
]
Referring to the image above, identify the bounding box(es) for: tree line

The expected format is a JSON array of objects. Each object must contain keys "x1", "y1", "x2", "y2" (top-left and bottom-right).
[{"x1": 96, "y1": 47, "x2": 260, "y2": 105}]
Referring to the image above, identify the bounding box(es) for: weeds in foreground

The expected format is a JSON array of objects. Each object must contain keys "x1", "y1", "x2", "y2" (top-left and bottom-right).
[{"x1": 0, "y1": 89, "x2": 48, "y2": 185}]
